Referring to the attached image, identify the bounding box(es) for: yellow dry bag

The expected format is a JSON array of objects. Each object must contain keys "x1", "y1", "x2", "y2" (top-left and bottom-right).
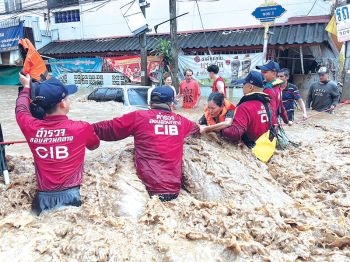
[{"x1": 252, "y1": 130, "x2": 277, "y2": 163}]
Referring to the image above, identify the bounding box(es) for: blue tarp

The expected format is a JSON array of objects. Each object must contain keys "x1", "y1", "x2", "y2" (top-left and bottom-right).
[
  {"x1": 0, "y1": 21, "x2": 23, "y2": 53},
  {"x1": 49, "y1": 58, "x2": 103, "y2": 78}
]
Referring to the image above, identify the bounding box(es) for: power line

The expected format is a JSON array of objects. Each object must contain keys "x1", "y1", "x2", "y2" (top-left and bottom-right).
[
  {"x1": 195, "y1": 0, "x2": 212, "y2": 55},
  {"x1": 306, "y1": 0, "x2": 318, "y2": 16}
]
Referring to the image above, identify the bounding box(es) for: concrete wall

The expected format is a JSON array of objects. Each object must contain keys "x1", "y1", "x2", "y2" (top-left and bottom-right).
[
  {"x1": 0, "y1": 0, "x2": 334, "y2": 42},
  {"x1": 49, "y1": 0, "x2": 333, "y2": 40}
]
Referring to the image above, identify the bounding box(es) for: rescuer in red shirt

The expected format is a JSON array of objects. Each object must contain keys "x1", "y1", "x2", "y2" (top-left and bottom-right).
[
  {"x1": 256, "y1": 60, "x2": 291, "y2": 126},
  {"x1": 93, "y1": 86, "x2": 200, "y2": 202},
  {"x1": 16, "y1": 74, "x2": 100, "y2": 215},
  {"x1": 207, "y1": 64, "x2": 227, "y2": 97},
  {"x1": 222, "y1": 71, "x2": 272, "y2": 146}
]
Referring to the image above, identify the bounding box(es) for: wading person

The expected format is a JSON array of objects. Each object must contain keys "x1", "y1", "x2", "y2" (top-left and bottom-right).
[
  {"x1": 179, "y1": 69, "x2": 201, "y2": 109},
  {"x1": 307, "y1": 67, "x2": 340, "y2": 113},
  {"x1": 93, "y1": 86, "x2": 200, "y2": 202},
  {"x1": 199, "y1": 92, "x2": 235, "y2": 133},
  {"x1": 163, "y1": 72, "x2": 177, "y2": 100},
  {"x1": 256, "y1": 60, "x2": 291, "y2": 126},
  {"x1": 16, "y1": 74, "x2": 100, "y2": 215},
  {"x1": 207, "y1": 64, "x2": 227, "y2": 96},
  {"x1": 278, "y1": 68, "x2": 307, "y2": 121},
  {"x1": 148, "y1": 73, "x2": 177, "y2": 107},
  {"x1": 222, "y1": 71, "x2": 276, "y2": 162}
]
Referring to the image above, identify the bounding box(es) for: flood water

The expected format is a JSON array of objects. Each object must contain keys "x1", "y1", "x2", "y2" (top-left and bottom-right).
[{"x1": 1, "y1": 85, "x2": 350, "y2": 261}]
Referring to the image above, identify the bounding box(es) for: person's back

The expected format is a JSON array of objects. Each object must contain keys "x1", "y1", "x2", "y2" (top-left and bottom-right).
[
  {"x1": 119, "y1": 109, "x2": 196, "y2": 194},
  {"x1": 17, "y1": 114, "x2": 98, "y2": 191},
  {"x1": 223, "y1": 70, "x2": 276, "y2": 162},
  {"x1": 16, "y1": 75, "x2": 100, "y2": 215},
  {"x1": 93, "y1": 86, "x2": 199, "y2": 200},
  {"x1": 223, "y1": 97, "x2": 269, "y2": 143}
]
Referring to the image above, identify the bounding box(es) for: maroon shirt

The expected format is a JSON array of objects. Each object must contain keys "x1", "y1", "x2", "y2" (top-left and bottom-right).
[
  {"x1": 222, "y1": 100, "x2": 269, "y2": 142},
  {"x1": 93, "y1": 109, "x2": 199, "y2": 195},
  {"x1": 16, "y1": 88, "x2": 100, "y2": 191},
  {"x1": 264, "y1": 86, "x2": 289, "y2": 124}
]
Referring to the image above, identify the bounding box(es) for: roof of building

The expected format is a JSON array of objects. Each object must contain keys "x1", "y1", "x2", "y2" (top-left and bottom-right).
[{"x1": 39, "y1": 16, "x2": 331, "y2": 56}]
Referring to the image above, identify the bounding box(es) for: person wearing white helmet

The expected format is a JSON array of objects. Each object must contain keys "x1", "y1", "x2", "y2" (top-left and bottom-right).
[{"x1": 307, "y1": 67, "x2": 340, "y2": 113}]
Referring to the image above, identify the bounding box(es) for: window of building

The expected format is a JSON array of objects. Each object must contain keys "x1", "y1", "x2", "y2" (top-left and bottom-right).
[
  {"x1": 54, "y1": 10, "x2": 80, "y2": 23},
  {"x1": 4, "y1": 0, "x2": 22, "y2": 13}
]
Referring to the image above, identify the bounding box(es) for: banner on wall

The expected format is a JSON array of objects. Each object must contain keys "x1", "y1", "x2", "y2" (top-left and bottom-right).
[
  {"x1": 49, "y1": 58, "x2": 103, "y2": 78},
  {"x1": 0, "y1": 21, "x2": 23, "y2": 53},
  {"x1": 58, "y1": 72, "x2": 129, "y2": 87},
  {"x1": 178, "y1": 53, "x2": 264, "y2": 86},
  {"x1": 103, "y1": 56, "x2": 161, "y2": 83}
]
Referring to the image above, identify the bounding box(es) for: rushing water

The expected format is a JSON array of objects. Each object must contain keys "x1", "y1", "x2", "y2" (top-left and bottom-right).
[{"x1": 1, "y1": 85, "x2": 350, "y2": 261}]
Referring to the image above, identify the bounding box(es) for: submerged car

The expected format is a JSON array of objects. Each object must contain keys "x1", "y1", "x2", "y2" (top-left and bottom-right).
[{"x1": 88, "y1": 85, "x2": 150, "y2": 109}]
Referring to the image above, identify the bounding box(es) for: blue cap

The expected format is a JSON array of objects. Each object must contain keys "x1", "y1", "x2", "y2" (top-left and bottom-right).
[
  {"x1": 31, "y1": 77, "x2": 77, "y2": 108},
  {"x1": 256, "y1": 60, "x2": 280, "y2": 72},
  {"x1": 151, "y1": 86, "x2": 175, "y2": 103},
  {"x1": 238, "y1": 70, "x2": 264, "y2": 88}
]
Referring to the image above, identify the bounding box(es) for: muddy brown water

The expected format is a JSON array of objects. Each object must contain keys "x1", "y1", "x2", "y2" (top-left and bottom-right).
[{"x1": 1, "y1": 86, "x2": 350, "y2": 261}]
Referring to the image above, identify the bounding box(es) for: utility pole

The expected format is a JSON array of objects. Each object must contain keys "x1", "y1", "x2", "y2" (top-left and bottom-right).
[
  {"x1": 262, "y1": 0, "x2": 269, "y2": 63},
  {"x1": 139, "y1": 0, "x2": 149, "y2": 86},
  {"x1": 169, "y1": 0, "x2": 179, "y2": 91}
]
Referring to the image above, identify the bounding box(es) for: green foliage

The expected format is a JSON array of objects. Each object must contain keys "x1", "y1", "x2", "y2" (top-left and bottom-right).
[{"x1": 155, "y1": 39, "x2": 172, "y2": 63}]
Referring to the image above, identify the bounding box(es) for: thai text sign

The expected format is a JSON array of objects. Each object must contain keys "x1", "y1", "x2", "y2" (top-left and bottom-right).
[
  {"x1": 336, "y1": 4, "x2": 350, "y2": 42},
  {"x1": 252, "y1": 5, "x2": 286, "y2": 23},
  {"x1": 58, "y1": 72, "x2": 129, "y2": 87},
  {"x1": 0, "y1": 21, "x2": 23, "y2": 53}
]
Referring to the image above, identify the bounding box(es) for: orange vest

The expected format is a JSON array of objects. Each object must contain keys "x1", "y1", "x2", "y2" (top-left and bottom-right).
[
  {"x1": 204, "y1": 99, "x2": 236, "y2": 126},
  {"x1": 19, "y1": 38, "x2": 49, "y2": 82}
]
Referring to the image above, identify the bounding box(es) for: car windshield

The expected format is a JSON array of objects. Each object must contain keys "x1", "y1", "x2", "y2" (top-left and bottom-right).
[{"x1": 127, "y1": 88, "x2": 148, "y2": 106}]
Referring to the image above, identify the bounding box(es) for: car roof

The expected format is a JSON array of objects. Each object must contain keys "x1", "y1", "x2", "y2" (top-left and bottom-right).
[{"x1": 95, "y1": 85, "x2": 151, "y2": 89}]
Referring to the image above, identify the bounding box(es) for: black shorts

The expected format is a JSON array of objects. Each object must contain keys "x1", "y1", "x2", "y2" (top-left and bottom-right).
[
  {"x1": 149, "y1": 193, "x2": 179, "y2": 202},
  {"x1": 32, "y1": 186, "x2": 82, "y2": 215}
]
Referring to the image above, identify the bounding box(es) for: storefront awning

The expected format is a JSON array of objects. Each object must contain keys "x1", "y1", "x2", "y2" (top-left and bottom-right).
[{"x1": 39, "y1": 22, "x2": 331, "y2": 56}]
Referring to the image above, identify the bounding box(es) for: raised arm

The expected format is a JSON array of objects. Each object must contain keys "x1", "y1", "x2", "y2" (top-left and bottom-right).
[
  {"x1": 16, "y1": 74, "x2": 35, "y2": 130},
  {"x1": 93, "y1": 111, "x2": 136, "y2": 141}
]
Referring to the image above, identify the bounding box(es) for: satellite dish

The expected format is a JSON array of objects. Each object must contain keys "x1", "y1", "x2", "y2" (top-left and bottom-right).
[{"x1": 120, "y1": 0, "x2": 150, "y2": 36}]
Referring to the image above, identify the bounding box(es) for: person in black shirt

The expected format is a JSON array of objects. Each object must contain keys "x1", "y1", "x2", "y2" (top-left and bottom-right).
[{"x1": 307, "y1": 67, "x2": 340, "y2": 112}]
